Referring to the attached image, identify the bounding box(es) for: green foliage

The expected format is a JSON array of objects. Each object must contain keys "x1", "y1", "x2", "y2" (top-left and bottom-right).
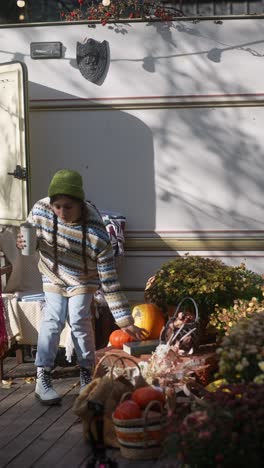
[
  {"x1": 165, "y1": 383, "x2": 264, "y2": 467},
  {"x1": 145, "y1": 257, "x2": 263, "y2": 321},
  {"x1": 217, "y1": 311, "x2": 264, "y2": 384}
]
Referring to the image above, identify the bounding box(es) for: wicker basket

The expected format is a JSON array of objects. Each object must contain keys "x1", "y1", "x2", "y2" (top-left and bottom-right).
[
  {"x1": 93, "y1": 352, "x2": 145, "y2": 383},
  {"x1": 113, "y1": 398, "x2": 167, "y2": 460},
  {"x1": 74, "y1": 353, "x2": 147, "y2": 449},
  {"x1": 160, "y1": 296, "x2": 200, "y2": 353}
]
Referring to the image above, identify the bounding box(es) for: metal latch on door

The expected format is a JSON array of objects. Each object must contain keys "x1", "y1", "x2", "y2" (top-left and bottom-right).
[{"x1": 8, "y1": 165, "x2": 27, "y2": 180}]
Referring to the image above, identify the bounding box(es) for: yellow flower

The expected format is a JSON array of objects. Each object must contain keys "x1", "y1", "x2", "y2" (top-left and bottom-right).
[
  {"x1": 258, "y1": 361, "x2": 264, "y2": 372},
  {"x1": 205, "y1": 379, "x2": 227, "y2": 392},
  {"x1": 254, "y1": 374, "x2": 264, "y2": 384}
]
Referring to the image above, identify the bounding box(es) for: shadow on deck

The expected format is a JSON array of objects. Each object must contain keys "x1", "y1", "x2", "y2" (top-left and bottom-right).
[{"x1": 0, "y1": 357, "x2": 176, "y2": 468}]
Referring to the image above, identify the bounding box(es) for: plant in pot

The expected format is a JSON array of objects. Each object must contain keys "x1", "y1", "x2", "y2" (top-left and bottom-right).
[
  {"x1": 165, "y1": 382, "x2": 264, "y2": 467},
  {"x1": 144, "y1": 257, "x2": 264, "y2": 328},
  {"x1": 209, "y1": 296, "x2": 264, "y2": 340},
  {"x1": 216, "y1": 310, "x2": 264, "y2": 384}
]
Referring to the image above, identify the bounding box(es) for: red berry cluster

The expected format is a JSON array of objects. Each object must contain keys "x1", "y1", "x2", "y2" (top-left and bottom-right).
[{"x1": 60, "y1": 1, "x2": 183, "y2": 26}]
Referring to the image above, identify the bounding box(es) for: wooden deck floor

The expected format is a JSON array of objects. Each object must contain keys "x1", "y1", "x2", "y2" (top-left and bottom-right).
[{"x1": 0, "y1": 356, "x2": 176, "y2": 468}]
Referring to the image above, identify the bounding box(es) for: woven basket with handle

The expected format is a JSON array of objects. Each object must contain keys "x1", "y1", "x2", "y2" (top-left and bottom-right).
[
  {"x1": 112, "y1": 393, "x2": 167, "y2": 460},
  {"x1": 160, "y1": 296, "x2": 200, "y2": 354},
  {"x1": 74, "y1": 353, "x2": 149, "y2": 448}
]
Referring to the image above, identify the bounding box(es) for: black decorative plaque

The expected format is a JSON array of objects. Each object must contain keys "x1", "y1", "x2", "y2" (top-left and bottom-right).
[{"x1": 76, "y1": 39, "x2": 108, "y2": 84}]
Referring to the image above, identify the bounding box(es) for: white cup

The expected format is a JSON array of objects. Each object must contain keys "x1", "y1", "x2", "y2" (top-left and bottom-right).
[{"x1": 20, "y1": 222, "x2": 37, "y2": 256}]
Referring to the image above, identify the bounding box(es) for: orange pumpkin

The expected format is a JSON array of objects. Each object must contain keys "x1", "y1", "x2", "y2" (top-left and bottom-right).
[
  {"x1": 132, "y1": 386, "x2": 165, "y2": 409},
  {"x1": 132, "y1": 303, "x2": 165, "y2": 340},
  {"x1": 113, "y1": 400, "x2": 142, "y2": 420},
  {"x1": 109, "y1": 329, "x2": 134, "y2": 349}
]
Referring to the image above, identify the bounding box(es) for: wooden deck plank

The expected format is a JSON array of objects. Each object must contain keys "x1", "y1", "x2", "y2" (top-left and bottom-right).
[
  {"x1": 6, "y1": 396, "x2": 83, "y2": 468},
  {"x1": 53, "y1": 436, "x2": 94, "y2": 468},
  {"x1": 0, "y1": 378, "x2": 78, "y2": 462},
  {"x1": 0, "y1": 380, "x2": 35, "y2": 417},
  {"x1": 0, "y1": 381, "x2": 23, "y2": 402},
  {"x1": 0, "y1": 359, "x2": 25, "y2": 402},
  {"x1": 4, "y1": 360, "x2": 38, "y2": 378},
  {"x1": 0, "y1": 358, "x2": 177, "y2": 468},
  {"x1": 32, "y1": 417, "x2": 89, "y2": 467},
  {"x1": 51, "y1": 432, "x2": 166, "y2": 468},
  {"x1": 0, "y1": 356, "x2": 20, "y2": 374}
]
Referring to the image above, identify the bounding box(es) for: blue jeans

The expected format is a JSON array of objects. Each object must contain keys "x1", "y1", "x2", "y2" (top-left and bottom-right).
[{"x1": 35, "y1": 292, "x2": 95, "y2": 369}]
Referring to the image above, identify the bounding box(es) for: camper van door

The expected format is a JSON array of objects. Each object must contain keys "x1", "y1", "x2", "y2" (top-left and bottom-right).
[{"x1": 0, "y1": 61, "x2": 30, "y2": 226}]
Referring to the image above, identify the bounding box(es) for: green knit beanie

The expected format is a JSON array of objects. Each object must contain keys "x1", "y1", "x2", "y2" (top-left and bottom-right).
[{"x1": 48, "y1": 169, "x2": 85, "y2": 200}]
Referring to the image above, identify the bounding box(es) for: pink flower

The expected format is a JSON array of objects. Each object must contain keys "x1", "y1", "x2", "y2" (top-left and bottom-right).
[
  {"x1": 198, "y1": 431, "x2": 212, "y2": 440},
  {"x1": 184, "y1": 410, "x2": 209, "y2": 429}
]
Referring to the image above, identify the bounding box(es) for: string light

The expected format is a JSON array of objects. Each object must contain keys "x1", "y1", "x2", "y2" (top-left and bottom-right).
[
  {"x1": 102, "y1": 0, "x2": 111, "y2": 6},
  {"x1": 19, "y1": 14, "x2": 25, "y2": 21},
  {"x1": 17, "y1": 1, "x2": 26, "y2": 8}
]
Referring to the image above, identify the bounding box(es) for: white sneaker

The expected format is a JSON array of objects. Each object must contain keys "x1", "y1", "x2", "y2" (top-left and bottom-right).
[{"x1": 35, "y1": 367, "x2": 61, "y2": 405}]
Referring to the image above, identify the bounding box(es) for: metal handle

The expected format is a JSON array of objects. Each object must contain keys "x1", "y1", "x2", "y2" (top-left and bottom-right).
[
  {"x1": 8, "y1": 165, "x2": 27, "y2": 180},
  {"x1": 174, "y1": 296, "x2": 199, "y2": 323}
]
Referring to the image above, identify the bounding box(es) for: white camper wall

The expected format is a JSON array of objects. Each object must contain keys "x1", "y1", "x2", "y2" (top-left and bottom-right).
[{"x1": 0, "y1": 19, "x2": 264, "y2": 300}]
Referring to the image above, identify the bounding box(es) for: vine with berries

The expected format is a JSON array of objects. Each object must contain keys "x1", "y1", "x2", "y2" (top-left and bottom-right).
[{"x1": 61, "y1": 0, "x2": 184, "y2": 26}]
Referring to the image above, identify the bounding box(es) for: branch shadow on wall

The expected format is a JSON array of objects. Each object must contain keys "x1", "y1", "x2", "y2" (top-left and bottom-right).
[
  {"x1": 29, "y1": 82, "x2": 156, "y2": 232},
  {"x1": 2, "y1": 19, "x2": 264, "y2": 257},
  {"x1": 136, "y1": 21, "x2": 264, "y2": 242}
]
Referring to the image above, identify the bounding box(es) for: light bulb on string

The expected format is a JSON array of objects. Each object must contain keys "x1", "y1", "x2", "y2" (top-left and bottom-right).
[
  {"x1": 102, "y1": 0, "x2": 111, "y2": 6},
  {"x1": 19, "y1": 14, "x2": 25, "y2": 21},
  {"x1": 17, "y1": 1, "x2": 26, "y2": 8}
]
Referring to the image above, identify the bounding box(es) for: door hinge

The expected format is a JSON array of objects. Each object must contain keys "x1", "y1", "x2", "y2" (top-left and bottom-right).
[{"x1": 8, "y1": 165, "x2": 27, "y2": 180}]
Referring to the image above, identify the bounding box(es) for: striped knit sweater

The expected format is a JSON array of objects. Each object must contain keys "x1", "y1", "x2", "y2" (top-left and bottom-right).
[{"x1": 27, "y1": 197, "x2": 133, "y2": 328}]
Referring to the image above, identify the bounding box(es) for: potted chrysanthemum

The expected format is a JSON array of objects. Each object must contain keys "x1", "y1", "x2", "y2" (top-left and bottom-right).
[{"x1": 144, "y1": 257, "x2": 264, "y2": 327}]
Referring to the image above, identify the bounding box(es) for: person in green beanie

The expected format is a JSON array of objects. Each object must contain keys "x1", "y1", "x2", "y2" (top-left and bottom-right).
[{"x1": 17, "y1": 169, "x2": 147, "y2": 405}]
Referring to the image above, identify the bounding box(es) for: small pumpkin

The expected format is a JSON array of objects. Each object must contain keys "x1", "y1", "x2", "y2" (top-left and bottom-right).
[
  {"x1": 109, "y1": 329, "x2": 134, "y2": 349},
  {"x1": 132, "y1": 385, "x2": 165, "y2": 409},
  {"x1": 132, "y1": 303, "x2": 165, "y2": 339},
  {"x1": 113, "y1": 400, "x2": 142, "y2": 420}
]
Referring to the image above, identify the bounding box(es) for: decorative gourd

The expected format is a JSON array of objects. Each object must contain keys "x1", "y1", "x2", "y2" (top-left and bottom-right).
[
  {"x1": 132, "y1": 303, "x2": 165, "y2": 340},
  {"x1": 113, "y1": 400, "x2": 142, "y2": 420},
  {"x1": 132, "y1": 386, "x2": 165, "y2": 409},
  {"x1": 109, "y1": 329, "x2": 134, "y2": 349}
]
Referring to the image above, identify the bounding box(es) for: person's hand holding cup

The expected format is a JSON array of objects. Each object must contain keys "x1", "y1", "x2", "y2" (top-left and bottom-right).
[{"x1": 17, "y1": 222, "x2": 37, "y2": 256}]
